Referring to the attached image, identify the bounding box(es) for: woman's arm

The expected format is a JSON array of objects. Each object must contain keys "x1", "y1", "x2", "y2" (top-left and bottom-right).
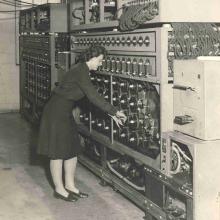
[{"x1": 76, "y1": 69, "x2": 118, "y2": 116}]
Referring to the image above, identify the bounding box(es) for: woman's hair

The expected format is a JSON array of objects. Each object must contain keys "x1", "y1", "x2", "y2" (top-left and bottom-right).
[{"x1": 76, "y1": 44, "x2": 107, "y2": 63}]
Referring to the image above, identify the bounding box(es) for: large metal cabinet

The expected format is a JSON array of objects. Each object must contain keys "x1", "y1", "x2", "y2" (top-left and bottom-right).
[
  {"x1": 69, "y1": 1, "x2": 220, "y2": 220},
  {"x1": 19, "y1": 4, "x2": 70, "y2": 122}
]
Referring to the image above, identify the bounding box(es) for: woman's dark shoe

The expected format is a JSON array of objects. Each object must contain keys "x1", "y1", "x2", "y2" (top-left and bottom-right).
[
  {"x1": 66, "y1": 189, "x2": 89, "y2": 198},
  {"x1": 54, "y1": 191, "x2": 78, "y2": 202}
]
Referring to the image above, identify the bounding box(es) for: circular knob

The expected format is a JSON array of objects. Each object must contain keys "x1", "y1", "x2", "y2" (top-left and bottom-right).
[
  {"x1": 113, "y1": 129, "x2": 119, "y2": 139},
  {"x1": 104, "y1": 90, "x2": 109, "y2": 101},
  {"x1": 138, "y1": 36, "x2": 144, "y2": 46},
  {"x1": 120, "y1": 94, "x2": 128, "y2": 109},
  {"x1": 129, "y1": 131, "x2": 141, "y2": 148},
  {"x1": 103, "y1": 78, "x2": 109, "y2": 84},
  {"x1": 132, "y1": 36, "x2": 137, "y2": 45},
  {"x1": 112, "y1": 80, "x2": 120, "y2": 91},
  {"x1": 128, "y1": 114, "x2": 139, "y2": 129},
  {"x1": 126, "y1": 37, "x2": 131, "y2": 45},
  {"x1": 112, "y1": 91, "x2": 120, "y2": 106},
  {"x1": 116, "y1": 37, "x2": 120, "y2": 44},
  {"x1": 106, "y1": 37, "x2": 110, "y2": 46},
  {"x1": 83, "y1": 38, "x2": 87, "y2": 45},
  {"x1": 102, "y1": 37, "x2": 106, "y2": 45},
  {"x1": 90, "y1": 75, "x2": 96, "y2": 82},
  {"x1": 129, "y1": 96, "x2": 139, "y2": 113},
  {"x1": 144, "y1": 36, "x2": 150, "y2": 46},
  {"x1": 129, "y1": 83, "x2": 137, "y2": 93},
  {"x1": 79, "y1": 38, "x2": 83, "y2": 45},
  {"x1": 119, "y1": 80, "x2": 128, "y2": 92},
  {"x1": 111, "y1": 37, "x2": 116, "y2": 45},
  {"x1": 84, "y1": 115, "x2": 89, "y2": 122},
  {"x1": 104, "y1": 120, "x2": 110, "y2": 130},
  {"x1": 73, "y1": 39, "x2": 79, "y2": 45},
  {"x1": 96, "y1": 76, "x2": 102, "y2": 82},
  {"x1": 96, "y1": 119, "x2": 103, "y2": 128},
  {"x1": 98, "y1": 37, "x2": 102, "y2": 44},
  {"x1": 121, "y1": 37, "x2": 126, "y2": 45},
  {"x1": 119, "y1": 128, "x2": 129, "y2": 144}
]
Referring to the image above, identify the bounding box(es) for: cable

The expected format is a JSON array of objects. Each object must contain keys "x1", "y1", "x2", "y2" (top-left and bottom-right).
[
  {"x1": 0, "y1": 2, "x2": 30, "y2": 7},
  {"x1": 72, "y1": 6, "x2": 84, "y2": 20},
  {"x1": 0, "y1": 1, "x2": 17, "y2": 6},
  {"x1": 118, "y1": 0, "x2": 159, "y2": 31},
  {"x1": 1, "y1": 0, "x2": 30, "y2": 6},
  {"x1": 0, "y1": 9, "x2": 22, "y2": 12},
  {"x1": 168, "y1": 23, "x2": 220, "y2": 76},
  {"x1": 170, "y1": 23, "x2": 220, "y2": 59},
  {"x1": 14, "y1": 0, "x2": 36, "y2": 5}
]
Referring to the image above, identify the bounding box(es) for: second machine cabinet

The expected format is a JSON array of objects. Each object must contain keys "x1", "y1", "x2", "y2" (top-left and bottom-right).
[{"x1": 19, "y1": 3, "x2": 70, "y2": 122}]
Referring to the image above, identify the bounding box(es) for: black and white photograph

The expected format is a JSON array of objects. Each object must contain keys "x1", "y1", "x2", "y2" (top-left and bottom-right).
[{"x1": 0, "y1": 0, "x2": 220, "y2": 219}]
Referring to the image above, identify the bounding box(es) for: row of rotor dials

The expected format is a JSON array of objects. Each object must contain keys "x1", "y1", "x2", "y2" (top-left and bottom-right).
[
  {"x1": 90, "y1": 76, "x2": 147, "y2": 110},
  {"x1": 72, "y1": 36, "x2": 150, "y2": 46},
  {"x1": 99, "y1": 57, "x2": 152, "y2": 77},
  {"x1": 80, "y1": 113, "x2": 155, "y2": 132}
]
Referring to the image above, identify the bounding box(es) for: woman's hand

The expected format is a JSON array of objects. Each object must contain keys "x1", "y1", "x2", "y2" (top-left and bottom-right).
[
  {"x1": 116, "y1": 110, "x2": 127, "y2": 123},
  {"x1": 109, "y1": 111, "x2": 127, "y2": 128},
  {"x1": 111, "y1": 115, "x2": 124, "y2": 128}
]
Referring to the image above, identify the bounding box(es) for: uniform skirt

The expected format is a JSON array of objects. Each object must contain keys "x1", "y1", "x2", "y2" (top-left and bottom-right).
[{"x1": 37, "y1": 94, "x2": 82, "y2": 159}]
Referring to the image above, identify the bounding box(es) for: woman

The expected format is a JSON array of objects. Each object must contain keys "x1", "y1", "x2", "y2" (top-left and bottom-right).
[{"x1": 37, "y1": 45, "x2": 126, "y2": 202}]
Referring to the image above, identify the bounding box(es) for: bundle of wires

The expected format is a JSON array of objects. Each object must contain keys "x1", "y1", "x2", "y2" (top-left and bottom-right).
[
  {"x1": 167, "y1": 23, "x2": 220, "y2": 76},
  {"x1": 72, "y1": 7, "x2": 84, "y2": 21},
  {"x1": 170, "y1": 23, "x2": 220, "y2": 58},
  {"x1": 118, "y1": 0, "x2": 159, "y2": 31}
]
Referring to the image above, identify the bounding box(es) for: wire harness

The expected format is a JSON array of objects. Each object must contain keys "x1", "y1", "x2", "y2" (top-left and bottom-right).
[
  {"x1": 170, "y1": 23, "x2": 220, "y2": 58},
  {"x1": 168, "y1": 23, "x2": 220, "y2": 76},
  {"x1": 118, "y1": 0, "x2": 159, "y2": 31}
]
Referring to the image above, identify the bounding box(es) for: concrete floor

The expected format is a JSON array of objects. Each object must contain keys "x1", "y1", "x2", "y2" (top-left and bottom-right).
[{"x1": 0, "y1": 113, "x2": 144, "y2": 220}]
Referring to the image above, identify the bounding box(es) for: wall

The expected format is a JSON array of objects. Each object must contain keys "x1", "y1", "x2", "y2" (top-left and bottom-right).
[{"x1": 0, "y1": 4, "x2": 20, "y2": 112}]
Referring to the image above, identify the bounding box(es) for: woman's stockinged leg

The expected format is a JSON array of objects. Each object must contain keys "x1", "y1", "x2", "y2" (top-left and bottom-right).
[
  {"x1": 64, "y1": 157, "x2": 79, "y2": 193},
  {"x1": 50, "y1": 159, "x2": 68, "y2": 197}
]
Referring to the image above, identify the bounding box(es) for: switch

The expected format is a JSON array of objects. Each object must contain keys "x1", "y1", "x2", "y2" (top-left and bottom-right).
[
  {"x1": 132, "y1": 36, "x2": 137, "y2": 45},
  {"x1": 121, "y1": 37, "x2": 125, "y2": 45},
  {"x1": 174, "y1": 115, "x2": 194, "y2": 125}
]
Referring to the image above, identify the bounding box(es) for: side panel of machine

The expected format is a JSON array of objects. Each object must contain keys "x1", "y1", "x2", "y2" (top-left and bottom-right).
[{"x1": 173, "y1": 59, "x2": 220, "y2": 140}]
